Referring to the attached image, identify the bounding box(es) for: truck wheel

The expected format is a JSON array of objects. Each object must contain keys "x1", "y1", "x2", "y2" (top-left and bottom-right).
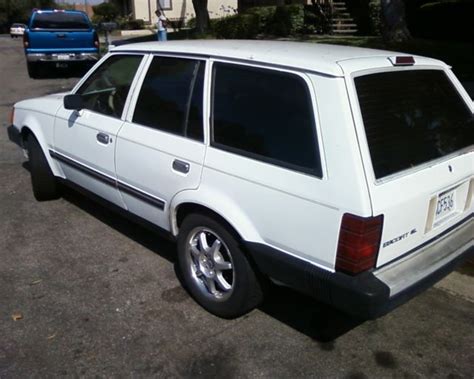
[
  {"x1": 27, "y1": 135, "x2": 60, "y2": 201},
  {"x1": 177, "y1": 214, "x2": 264, "y2": 318},
  {"x1": 27, "y1": 62, "x2": 40, "y2": 79}
]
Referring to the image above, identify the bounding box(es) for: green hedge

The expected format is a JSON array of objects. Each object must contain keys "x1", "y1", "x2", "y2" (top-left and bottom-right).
[{"x1": 213, "y1": 4, "x2": 306, "y2": 39}]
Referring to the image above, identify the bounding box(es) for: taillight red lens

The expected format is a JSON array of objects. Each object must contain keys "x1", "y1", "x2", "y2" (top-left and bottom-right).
[
  {"x1": 23, "y1": 31, "x2": 29, "y2": 48},
  {"x1": 395, "y1": 56, "x2": 415, "y2": 66},
  {"x1": 93, "y1": 31, "x2": 100, "y2": 48},
  {"x1": 336, "y1": 213, "x2": 384, "y2": 275}
]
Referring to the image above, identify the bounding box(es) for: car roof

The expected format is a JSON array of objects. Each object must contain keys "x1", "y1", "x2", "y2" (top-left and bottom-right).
[
  {"x1": 33, "y1": 9, "x2": 87, "y2": 15},
  {"x1": 113, "y1": 40, "x2": 446, "y2": 77}
]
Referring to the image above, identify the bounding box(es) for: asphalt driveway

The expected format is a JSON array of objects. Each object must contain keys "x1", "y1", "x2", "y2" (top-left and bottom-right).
[{"x1": 0, "y1": 34, "x2": 473, "y2": 378}]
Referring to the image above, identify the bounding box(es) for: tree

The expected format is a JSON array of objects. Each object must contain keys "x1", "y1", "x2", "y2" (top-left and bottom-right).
[
  {"x1": 192, "y1": 0, "x2": 210, "y2": 34},
  {"x1": 92, "y1": 2, "x2": 120, "y2": 22},
  {"x1": 380, "y1": 0, "x2": 411, "y2": 42}
]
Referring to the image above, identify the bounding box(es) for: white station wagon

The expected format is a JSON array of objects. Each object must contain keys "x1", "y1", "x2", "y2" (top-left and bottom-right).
[{"x1": 8, "y1": 40, "x2": 474, "y2": 319}]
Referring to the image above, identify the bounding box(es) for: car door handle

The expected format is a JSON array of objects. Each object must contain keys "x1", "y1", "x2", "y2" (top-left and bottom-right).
[
  {"x1": 96, "y1": 132, "x2": 110, "y2": 144},
  {"x1": 172, "y1": 159, "x2": 190, "y2": 174}
]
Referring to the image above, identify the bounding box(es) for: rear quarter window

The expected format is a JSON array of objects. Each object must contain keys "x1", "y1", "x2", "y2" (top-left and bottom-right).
[
  {"x1": 355, "y1": 70, "x2": 474, "y2": 179},
  {"x1": 212, "y1": 63, "x2": 322, "y2": 177}
]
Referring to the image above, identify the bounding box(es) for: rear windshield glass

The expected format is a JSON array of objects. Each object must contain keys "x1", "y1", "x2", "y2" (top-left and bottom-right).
[
  {"x1": 31, "y1": 12, "x2": 90, "y2": 30},
  {"x1": 355, "y1": 70, "x2": 473, "y2": 179}
]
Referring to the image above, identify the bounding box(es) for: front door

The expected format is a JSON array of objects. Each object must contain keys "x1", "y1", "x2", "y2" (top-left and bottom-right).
[{"x1": 53, "y1": 54, "x2": 144, "y2": 208}]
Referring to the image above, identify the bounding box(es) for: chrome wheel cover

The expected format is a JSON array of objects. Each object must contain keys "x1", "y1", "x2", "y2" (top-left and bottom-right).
[{"x1": 185, "y1": 227, "x2": 235, "y2": 301}]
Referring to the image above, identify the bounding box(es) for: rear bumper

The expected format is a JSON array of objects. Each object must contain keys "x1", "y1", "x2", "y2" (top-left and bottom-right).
[
  {"x1": 246, "y1": 215, "x2": 473, "y2": 319},
  {"x1": 26, "y1": 52, "x2": 100, "y2": 62}
]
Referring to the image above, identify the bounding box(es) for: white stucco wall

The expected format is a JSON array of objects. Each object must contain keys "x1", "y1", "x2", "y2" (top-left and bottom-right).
[
  {"x1": 133, "y1": 0, "x2": 238, "y2": 24},
  {"x1": 133, "y1": 0, "x2": 153, "y2": 22}
]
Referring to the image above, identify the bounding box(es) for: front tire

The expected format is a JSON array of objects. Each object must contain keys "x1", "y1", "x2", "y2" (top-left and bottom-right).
[
  {"x1": 177, "y1": 214, "x2": 264, "y2": 318},
  {"x1": 27, "y1": 135, "x2": 60, "y2": 201}
]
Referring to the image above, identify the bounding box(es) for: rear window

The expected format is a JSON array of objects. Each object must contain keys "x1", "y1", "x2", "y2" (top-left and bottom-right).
[
  {"x1": 355, "y1": 70, "x2": 473, "y2": 179},
  {"x1": 31, "y1": 12, "x2": 90, "y2": 30}
]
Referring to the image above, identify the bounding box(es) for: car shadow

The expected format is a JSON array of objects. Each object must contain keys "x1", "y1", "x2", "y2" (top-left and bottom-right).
[
  {"x1": 60, "y1": 185, "x2": 177, "y2": 263},
  {"x1": 20, "y1": 171, "x2": 364, "y2": 342},
  {"x1": 259, "y1": 285, "x2": 364, "y2": 343}
]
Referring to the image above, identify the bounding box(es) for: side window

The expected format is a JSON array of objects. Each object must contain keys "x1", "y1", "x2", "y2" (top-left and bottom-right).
[
  {"x1": 132, "y1": 57, "x2": 205, "y2": 141},
  {"x1": 76, "y1": 55, "x2": 143, "y2": 118},
  {"x1": 212, "y1": 63, "x2": 322, "y2": 176}
]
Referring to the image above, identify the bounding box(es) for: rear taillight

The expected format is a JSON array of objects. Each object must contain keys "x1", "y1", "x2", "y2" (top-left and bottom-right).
[
  {"x1": 23, "y1": 31, "x2": 29, "y2": 48},
  {"x1": 93, "y1": 31, "x2": 100, "y2": 49},
  {"x1": 336, "y1": 213, "x2": 384, "y2": 275}
]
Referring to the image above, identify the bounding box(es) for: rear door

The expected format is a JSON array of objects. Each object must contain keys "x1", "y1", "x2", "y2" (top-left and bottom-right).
[
  {"x1": 347, "y1": 65, "x2": 473, "y2": 267},
  {"x1": 115, "y1": 55, "x2": 207, "y2": 230}
]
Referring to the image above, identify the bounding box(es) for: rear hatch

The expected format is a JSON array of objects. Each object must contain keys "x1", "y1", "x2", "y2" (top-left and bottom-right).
[
  {"x1": 343, "y1": 58, "x2": 473, "y2": 267},
  {"x1": 27, "y1": 11, "x2": 94, "y2": 50}
]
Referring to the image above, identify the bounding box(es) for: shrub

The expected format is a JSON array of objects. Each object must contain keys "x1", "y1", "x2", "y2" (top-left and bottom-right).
[
  {"x1": 213, "y1": 4, "x2": 305, "y2": 39},
  {"x1": 187, "y1": 17, "x2": 196, "y2": 29},
  {"x1": 123, "y1": 19, "x2": 146, "y2": 30},
  {"x1": 213, "y1": 13, "x2": 260, "y2": 39},
  {"x1": 265, "y1": 4, "x2": 304, "y2": 37},
  {"x1": 246, "y1": 6, "x2": 276, "y2": 32}
]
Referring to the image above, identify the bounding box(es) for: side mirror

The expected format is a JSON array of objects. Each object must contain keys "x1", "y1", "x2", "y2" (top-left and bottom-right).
[{"x1": 64, "y1": 94, "x2": 83, "y2": 110}]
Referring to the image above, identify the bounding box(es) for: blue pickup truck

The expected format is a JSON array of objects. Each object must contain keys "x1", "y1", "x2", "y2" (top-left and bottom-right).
[{"x1": 24, "y1": 9, "x2": 100, "y2": 78}]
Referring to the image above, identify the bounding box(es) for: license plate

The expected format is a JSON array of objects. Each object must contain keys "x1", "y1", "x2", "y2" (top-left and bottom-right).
[
  {"x1": 57, "y1": 54, "x2": 70, "y2": 60},
  {"x1": 434, "y1": 189, "x2": 456, "y2": 222}
]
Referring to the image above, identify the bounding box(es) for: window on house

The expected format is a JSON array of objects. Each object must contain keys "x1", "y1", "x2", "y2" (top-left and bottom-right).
[
  {"x1": 212, "y1": 63, "x2": 322, "y2": 176},
  {"x1": 133, "y1": 56, "x2": 205, "y2": 141},
  {"x1": 158, "y1": 0, "x2": 172, "y2": 10}
]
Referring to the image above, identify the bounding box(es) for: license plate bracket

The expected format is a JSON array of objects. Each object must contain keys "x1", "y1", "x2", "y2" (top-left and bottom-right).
[{"x1": 57, "y1": 54, "x2": 70, "y2": 61}]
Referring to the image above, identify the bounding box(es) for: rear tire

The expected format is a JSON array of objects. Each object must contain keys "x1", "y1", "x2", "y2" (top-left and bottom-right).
[
  {"x1": 177, "y1": 214, "x2": 264, "y2": 318},
  {"x1": 27, "y1": 62, "x2": 40, "y2": 79},
  {"x1": 27, "y1": 135, "x2": 60, "y2": 201}
]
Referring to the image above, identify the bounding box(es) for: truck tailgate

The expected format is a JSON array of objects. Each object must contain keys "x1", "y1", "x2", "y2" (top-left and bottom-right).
[{"x1": 28, "y1": 30, "x2": 94, "y2": 50}]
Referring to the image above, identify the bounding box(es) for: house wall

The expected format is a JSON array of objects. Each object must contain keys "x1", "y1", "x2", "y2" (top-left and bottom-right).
[
  {"x1": 71, "y1": 3, "x2": 95, "y2": 18},
  {"x1": 133, "y1": 0, "x2": 238, "y2": 24},
  {"x1": 133, "y1": 0, "x2": 153, "y2": 23}
]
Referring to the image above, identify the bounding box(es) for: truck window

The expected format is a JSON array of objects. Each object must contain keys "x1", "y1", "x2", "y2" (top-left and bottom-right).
[
  {"x1": 31, "y1": 12, "x2": 90, "y2": 30},
  {"x1": 355, "y1": 70, "x2": 474, "y2": 179}
]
